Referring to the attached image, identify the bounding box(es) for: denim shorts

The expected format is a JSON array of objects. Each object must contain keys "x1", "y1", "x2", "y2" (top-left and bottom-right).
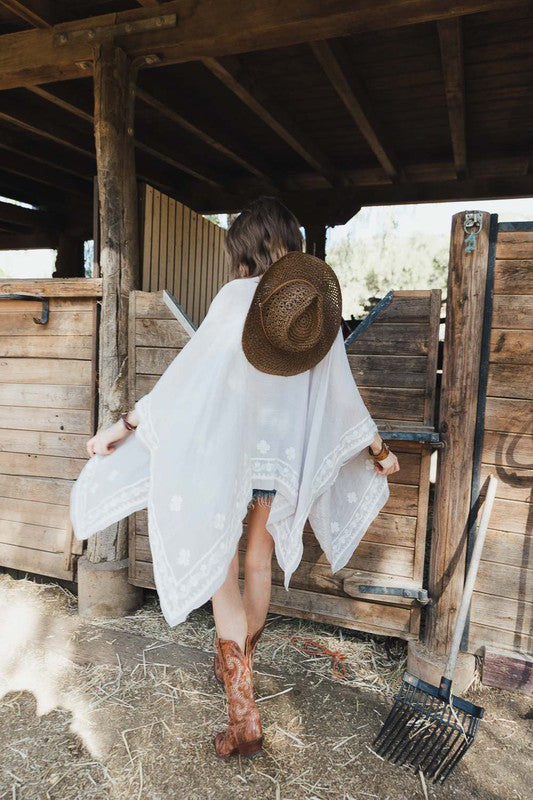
[{"x1": 247, "y1": 487, "x2": 276, "y2": 511}]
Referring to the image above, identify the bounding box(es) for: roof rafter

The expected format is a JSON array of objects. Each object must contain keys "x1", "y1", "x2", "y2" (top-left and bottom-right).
[
  {"x1": 310, "y1": 38, "x2": 403, "y2": 182},
  {"x1": 18, "y1": 87, "x2": 225, "y2": 188},
  {"x1": 135, "y1": 88, "x2": 275, "y2": 186},
  {"x1": 437, "y1": 17, "x2": 467, "y2": 179},
  {"x1": 203, "y1": 55, "x2": 342, "y2": 188},
  {"x1": 0, "y1": 0, "x2": 520, "y2": 90},
  {"x1": 0, "y1": 0, "x2": 54, "y2": 29}
]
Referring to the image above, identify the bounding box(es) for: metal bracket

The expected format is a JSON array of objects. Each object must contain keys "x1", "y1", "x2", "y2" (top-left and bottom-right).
[
  {"x1": 0, "y1": 293, "x2": 49, "y2": 324},
  {"x1": 358, "y1": 584, "x2": 432, "y2": 605},
  {"x1": 54, "y1": 14, "x2": 176, "y2": 46}
]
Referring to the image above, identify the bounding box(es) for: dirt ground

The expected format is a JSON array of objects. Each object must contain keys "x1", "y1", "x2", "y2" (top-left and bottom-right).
[{"x1": 0, "y1": 574, "x2": 531, "y2": 800}]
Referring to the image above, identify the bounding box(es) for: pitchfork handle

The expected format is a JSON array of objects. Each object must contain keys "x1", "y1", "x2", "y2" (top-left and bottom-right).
[{"x1": 442, "y1": 473, "x2": 498, "y2": 684}]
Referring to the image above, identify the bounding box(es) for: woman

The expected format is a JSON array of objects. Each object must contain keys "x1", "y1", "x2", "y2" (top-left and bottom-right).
[{"x1": 72, "y1": 196, "x2": 399, "y2": 760}]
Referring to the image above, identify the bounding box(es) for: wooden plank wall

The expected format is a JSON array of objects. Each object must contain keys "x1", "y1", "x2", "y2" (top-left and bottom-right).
[
  {"x1": 140, "y1": 183, "x2": 230, "y2": 329},
  {"x1": 129, "y1": 289, "x2": 441, "y2": 642},
  {"x1": 0, "y1": 279, "x2": 101, "y2": 580},
  {"x1": 469, "y1": 224, "x2": 533, "y2": 656}
]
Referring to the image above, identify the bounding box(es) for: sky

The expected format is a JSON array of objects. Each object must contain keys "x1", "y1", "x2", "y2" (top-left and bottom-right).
[{"x1": 1, "y1": 195, "x2": 532, "y2": 279}]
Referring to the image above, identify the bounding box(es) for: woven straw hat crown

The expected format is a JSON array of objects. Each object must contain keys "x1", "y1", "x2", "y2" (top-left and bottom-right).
[{"x1": 242, "y1": 251, "x2": 342, "y2": 376}]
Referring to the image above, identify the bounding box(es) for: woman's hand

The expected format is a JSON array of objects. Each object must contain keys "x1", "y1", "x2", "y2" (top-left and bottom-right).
[
  {"x1": 373, "y1": 450, "x2": 400, "y2": 477},
  {"x1": 86, "y1": 420, "x2": 131, "y2": 457}
]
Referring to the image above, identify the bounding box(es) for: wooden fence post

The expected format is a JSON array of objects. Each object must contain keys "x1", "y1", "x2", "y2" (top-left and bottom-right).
[
  {"x1": 78, "y1": 40, "x2": 143, "y2": 617},
  {"x1": 424, "y1": 211, "x2": 491, "y2": 660}
]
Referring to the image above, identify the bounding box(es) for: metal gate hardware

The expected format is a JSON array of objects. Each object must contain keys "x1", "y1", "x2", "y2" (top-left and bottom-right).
[
  {"x1": 0, "y1": 293, "x2": 49, "y2": 324},
  {"x1": 464, "y1": 210, "x2": 483, "y2": 252},
  {"x1": 358, "y1": 584, "x2": 432, "y2": 605},
  {"x1": 54, "y1": 14, "x2": 176, "y2": 46}
]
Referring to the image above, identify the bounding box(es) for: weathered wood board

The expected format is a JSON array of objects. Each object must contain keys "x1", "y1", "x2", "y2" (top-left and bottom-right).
[
  {"x1": 128, "y1": 288, "x2": 440, "y2": 640},
  {"x1": 0, "y1": 279, "x2": 101, "y2": 580},
  {"x1": 469, "y1": 223, "x2": 533, "y2": 670},
  {"x1": 140, "y1": 183, "x2": 230, "y2": 327}
]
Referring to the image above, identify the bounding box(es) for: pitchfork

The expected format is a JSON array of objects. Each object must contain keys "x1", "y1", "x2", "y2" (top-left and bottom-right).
[{"x1": 373, "y1": 473, "x2": 498, "y2": 784}]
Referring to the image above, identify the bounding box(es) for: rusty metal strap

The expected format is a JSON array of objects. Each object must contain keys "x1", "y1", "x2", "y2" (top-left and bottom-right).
[{"x1": 0, "y1": 293, "x2": 49, "y2": 324}]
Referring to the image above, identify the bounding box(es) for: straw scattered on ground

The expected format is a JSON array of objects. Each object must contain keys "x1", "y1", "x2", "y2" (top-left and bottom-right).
[{"x1": 0, "y1": 573, "x2": 530, "y2": 800}]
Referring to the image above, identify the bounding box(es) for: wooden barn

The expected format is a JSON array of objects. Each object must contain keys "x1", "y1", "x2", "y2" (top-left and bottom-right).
[{"x1": 0, "y1": 1, "x2": 531, "y2": 695}]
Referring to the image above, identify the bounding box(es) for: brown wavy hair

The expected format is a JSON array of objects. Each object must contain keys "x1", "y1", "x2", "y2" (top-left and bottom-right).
[{"x1": 225, "y1": 196, "x2": 303, "y2": 279}]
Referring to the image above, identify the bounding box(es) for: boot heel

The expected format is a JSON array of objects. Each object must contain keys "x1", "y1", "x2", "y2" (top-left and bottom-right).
[{"x1": 237, "y1": 737, "x2": 263, "y2": 757}]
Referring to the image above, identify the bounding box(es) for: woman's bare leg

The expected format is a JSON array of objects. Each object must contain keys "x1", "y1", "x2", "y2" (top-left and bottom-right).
[
  {"x1": 211, "y1": 545, "x2": 248, "y2": 652},
  {"x1": 242, "y1": 501, "x2": 275, "y2": 635}
]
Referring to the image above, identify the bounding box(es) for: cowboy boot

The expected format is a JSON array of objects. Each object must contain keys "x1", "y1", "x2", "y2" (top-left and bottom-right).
[
  {"x1": 213, "y1": 622, "x2": 266, "y2": 685},
  {"x1": 213, "y1": 634, "x2": 263, "y2": 759}
]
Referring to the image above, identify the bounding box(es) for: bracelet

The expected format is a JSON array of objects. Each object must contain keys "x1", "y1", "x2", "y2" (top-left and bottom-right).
[
  {"x1": 368, "y1": 440, "x2": 390, "y2": 461},
  {"x1": 120, "y1": 412, "x2": 137, "y2": 431}
]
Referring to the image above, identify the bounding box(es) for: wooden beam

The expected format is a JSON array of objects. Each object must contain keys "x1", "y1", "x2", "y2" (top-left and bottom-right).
[
  {"x1": 0, "y1": 168, "x2": 92, "y2": 209},
  {"x1": 0, "y1": 110, "x2": 94, "y2": 159},
  {"x1": 0, "y1": 147, "x2": 91, "y2": 196},
  {"x1": 190, "y1": 173, "x2": 533, "y2": 221},
  {"x1": 204, "y1": 56, "x2": 341, "y2": 188},
  {"x1": 438, "y1": 18, "x2": 468, "y2": 179},
  {"x1": 0, "y1": 229, "x2": 57, "y2": 249},
  {"x1": 0, "y1": 1, "x2": 518, "y2": 90},
  {"x1": 0, "y1": 198, "x2": 54, "y2": 228},
  {"x1": 310, "y1": 39, "x2": 402, "y2": 182},
  {"x1": 136, "y1": 88, "x2": 274, "y2": 184},
  {"x1": 22, "y1": 87, "x2": 224, "y2": 188},
  {"x1": 0, "y1": 123, "x2": 94, "y2": 183},
  {"x1": 27, "y1": 85, "x2": 93, "y2": 122},
  {"x1": 0, "y1": 0, "x2": 54, "y2": 28},
  {"x1": 89, "y1": 41, "x2": 139, "y2": 563},
  {"x1": 425, "y1": 211, "x2": 492, "y2": 655}
]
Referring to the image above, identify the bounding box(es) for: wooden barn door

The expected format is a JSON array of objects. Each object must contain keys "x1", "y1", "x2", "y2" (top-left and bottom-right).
[
  {"x1": 0, "y1": 279, "x2": 101, "y2": 580},
  {"x1": 128, "y1": 288, "x2": 441, "y2": 642}
]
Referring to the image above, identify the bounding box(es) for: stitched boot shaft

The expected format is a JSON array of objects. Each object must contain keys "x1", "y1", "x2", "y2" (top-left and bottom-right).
[
  {"x1": 213, "y1": 622, "x2": 265, "y2": 685},
  {"x1": 213, "y1": 634, "x2": 263, "y2": 758}
]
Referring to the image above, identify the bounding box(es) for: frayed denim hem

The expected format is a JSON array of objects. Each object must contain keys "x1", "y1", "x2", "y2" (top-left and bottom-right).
[{"x1": 247, "y1": 488, "x2": 276, "y2": 511}]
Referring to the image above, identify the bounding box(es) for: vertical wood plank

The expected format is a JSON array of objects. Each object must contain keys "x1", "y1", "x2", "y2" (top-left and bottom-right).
[
  {"x1": 158, "y1": 191, "x2": 168, "y2": 291},
  {"x1": 141, "y1": 184, "x2": 153, "y2": 292},
  {"x1": 426, "y1": 211, "x2": 491, "y2": 655},
  {"x1": 174, "y1": 200, "x2": 184, "y2": 300}
]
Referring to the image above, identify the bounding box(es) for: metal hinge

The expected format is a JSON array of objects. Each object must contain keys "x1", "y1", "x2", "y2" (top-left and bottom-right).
[{"x1": 357, "y1": 585, "x2": 432, "y2": 605}]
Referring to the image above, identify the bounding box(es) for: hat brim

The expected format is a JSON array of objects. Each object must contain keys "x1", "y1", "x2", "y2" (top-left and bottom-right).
[{"x1": 241, "y1": 251, "x2": 342, "y2": 376}]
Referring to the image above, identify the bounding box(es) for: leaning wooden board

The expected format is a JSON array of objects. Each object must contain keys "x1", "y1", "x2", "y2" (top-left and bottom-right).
[
  {"x1": 128, "y1": 288, "x2": 440, "y2": 641},
  {"x1": 0, "y1": 279, "x2": 101, "y2": 580}
]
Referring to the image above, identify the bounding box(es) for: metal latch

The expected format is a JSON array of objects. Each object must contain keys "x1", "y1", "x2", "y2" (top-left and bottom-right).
[
  {"x1": 0, "y1": 293, "x2": 49, "y2": 324},
  {"x1": 357, "y1": 584, "x2": 432, "y2": 605}
]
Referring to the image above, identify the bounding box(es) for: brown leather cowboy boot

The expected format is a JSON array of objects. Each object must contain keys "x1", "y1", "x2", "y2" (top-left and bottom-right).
[
  {"x1": 213, "y1": 634, "x2": 263, "y2": 759},
  {"x1": 213, "y1": 622, "x2": 266, "y2": 685}
]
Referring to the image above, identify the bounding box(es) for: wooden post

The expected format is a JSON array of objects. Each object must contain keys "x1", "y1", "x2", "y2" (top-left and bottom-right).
[
  {"x1": 303, "y1": 221, "x2": 327, "y2": 260},
  {"x1": 425, "y1": 211, "x2": 491, "y2": 656},
  {"x1": 87, "y1": 41, "x2": 139, "y2": 563}
]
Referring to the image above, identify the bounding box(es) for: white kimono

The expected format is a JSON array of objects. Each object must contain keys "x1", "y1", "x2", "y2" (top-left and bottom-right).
[{"x1": 70, "y1": 275, "x2": 390, "y2": 627}]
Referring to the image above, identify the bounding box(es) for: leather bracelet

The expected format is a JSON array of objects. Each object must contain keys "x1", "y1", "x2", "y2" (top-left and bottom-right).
[
  {"x1": 120, "y1": 411, "x2": 137, "y2": 431},
  {"x1": 368, "y1": 440, "x2": 390, "y2": 461}
]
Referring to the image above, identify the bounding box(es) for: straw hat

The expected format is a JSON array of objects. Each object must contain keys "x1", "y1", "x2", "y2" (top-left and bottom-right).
[{"x1": 241, "y1": 251, "x2": 342, "y2": 376}]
